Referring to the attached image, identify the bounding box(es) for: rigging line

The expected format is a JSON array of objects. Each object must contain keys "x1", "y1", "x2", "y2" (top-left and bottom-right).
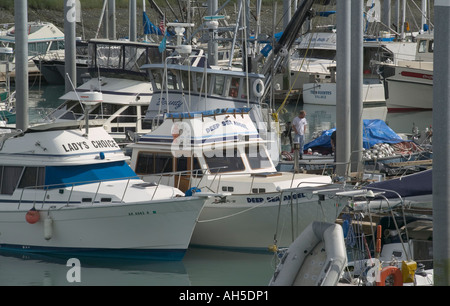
[{"x1": 274, "y1": 23, "x2": 316, "y2": 120}]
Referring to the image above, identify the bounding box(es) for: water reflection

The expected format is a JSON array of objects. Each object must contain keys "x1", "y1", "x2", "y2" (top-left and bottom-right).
[{"x1": 0, "y1": 250, "x2": 189, "y2": 286}]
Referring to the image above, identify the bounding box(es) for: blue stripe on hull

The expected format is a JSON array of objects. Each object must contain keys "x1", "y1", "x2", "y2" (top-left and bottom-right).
[{"x1": 0, "y1": 244, "x2": 186, "y2": 261}]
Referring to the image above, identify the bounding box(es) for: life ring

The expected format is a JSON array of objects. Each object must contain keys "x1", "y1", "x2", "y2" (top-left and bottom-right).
[
  {"x1": 376, "y1": 266, "x2": 403, "y2": 286},
  {"x1": 252, "y1": 79, "x2": 265, "y2": 98}
]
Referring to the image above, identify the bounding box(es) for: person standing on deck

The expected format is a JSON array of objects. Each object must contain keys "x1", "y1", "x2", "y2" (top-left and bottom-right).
[{"x1": 292, "y1": 110, "x2": 307, "y2": 159}]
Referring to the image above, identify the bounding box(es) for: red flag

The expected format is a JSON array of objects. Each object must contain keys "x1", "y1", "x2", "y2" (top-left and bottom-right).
[{"x1": 159, "y1": 20, "x2": 165, "y2": 34}]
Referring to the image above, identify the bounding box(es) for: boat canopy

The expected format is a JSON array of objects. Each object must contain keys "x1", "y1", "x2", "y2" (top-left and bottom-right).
[{"x1": 305, "y1": 119, "x2": 408, "y2": 150}]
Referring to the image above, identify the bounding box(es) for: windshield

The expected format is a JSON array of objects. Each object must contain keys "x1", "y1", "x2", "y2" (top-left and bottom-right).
[
  {"x1": 245, "y1": 145, "x2": 272, "y2": 170},
  {"x1": 204, "y1": 148, "x2": 245, "y2": 173}
]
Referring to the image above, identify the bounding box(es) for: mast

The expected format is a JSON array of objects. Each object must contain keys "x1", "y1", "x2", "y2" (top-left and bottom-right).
[
  {"x1": 129, "y1": 0, "x2": 137, "y2": 41},
  {"x1": 14, "y1": 0, "x2": 28, "y2": 131},
  {"x1": 262, "y1": 0, "x2": 315, "y2": 94},
  {"x1": 108, "y1": 0, "x2": 116, "y2": 40}
]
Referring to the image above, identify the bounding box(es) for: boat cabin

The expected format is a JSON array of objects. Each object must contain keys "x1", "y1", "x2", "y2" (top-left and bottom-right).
[
  {"x1": 53, "y1": 40, "x2": 181, "y2": 141},
  {"x1": 142, "y1": 62, "x2": 266, "y2": 121},
  {"x1": 129, "y1": 108, "x2": 275, "y2": 193},
  {"x1": 415, "y1": 33, "x2": 433, "y2": 62},
  {"x1": 0, "y1": 22, "x2": 65, "y2": 79}
]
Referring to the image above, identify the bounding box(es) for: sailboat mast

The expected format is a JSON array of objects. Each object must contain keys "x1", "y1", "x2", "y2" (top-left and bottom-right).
[
  {"x1": 130, "y1": 0, "x2": 137, "y2": 41},
  {"x1": 14, "y1": 0, "x2": 28, "y2": 131}
]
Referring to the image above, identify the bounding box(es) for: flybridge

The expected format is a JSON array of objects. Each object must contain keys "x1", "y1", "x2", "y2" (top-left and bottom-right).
[{"x1": 138, "y1": 108, "x2": 262, "y2": 146}]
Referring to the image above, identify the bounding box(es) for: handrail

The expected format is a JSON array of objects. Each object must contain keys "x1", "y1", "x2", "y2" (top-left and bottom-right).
[{"x1": 17, "y1": 176, "x2": 141, "y2": 209}]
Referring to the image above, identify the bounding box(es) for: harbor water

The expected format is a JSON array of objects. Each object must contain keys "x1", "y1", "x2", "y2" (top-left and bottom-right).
[{"x1": 0, "y1": 84, "x2": 432, "y2": 286}]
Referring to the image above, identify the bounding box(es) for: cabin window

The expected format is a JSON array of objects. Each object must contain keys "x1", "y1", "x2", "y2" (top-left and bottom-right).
[
  {"x1": 140, "y1": 106, "x2": 152, "y2": 130},
  {"x1": 151, "y1": 71, "x2": 163, "y2": 90},
  {"x1": 195, "y1": 72, "x2": 210, "y2": 94},
  {"x1": 167, "y1": 70, "x2": 179, "y2": 90},
  {"x1": 124, "y1": 46, "x2": 147, "y2": 72},
  {"x1": 418, "y1": 40, "x2": 428, "y2": 53},
  {"x1": 222, "y1": 186, "x2": 234, "y2": 192},
  {"x1": 213, "y1": 75, "x2": 225, "y2": 96},
  {"x1": 18, "y1": 167, "x2": 46, "y2": 189},
  {"x1": 246, "y1": 145, "x2": 272, "y2": 170},
  {"x1": 97, "y1": 44, "x2": 123, "y2": 70},
  {"x1": 428, "y1": 40, "x2": 434, "y2": 53},
  {"x1": 147, "y1": 47, "x2": 163, "y2": 64},
  {"x1": 180, "y1": 71, "x2": 193, "y2": 92},
  {"x1": 228, "y1": 77, "x2": 240, "y2": 98},
  {"x1": 49, "y1": 40, "x2": 65, "y2": 51},
  {"x1": 28, "y1": 42, "x2": 50, "y2": 56},
  {"x1": 241, "y1": 79, "x2": 248, "y2": 99},
  {"x1": 135, "y1": 152, "x2": 173, "y2": 175},
  {"x1": 111, "y1": 106, "x2": 137, "y2": 123},
  {"x1": 204, "y1": 148, "x2": 245, "y2": 173},
  {"x1": 0, "y1": 166, "x2": 23, "y2": 195},
  {"x1": 176, "y1": 157, "x2": 203, "y2": 176}
]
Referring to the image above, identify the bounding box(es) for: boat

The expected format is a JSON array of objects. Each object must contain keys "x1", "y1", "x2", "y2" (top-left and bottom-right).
[
  {"x1": 269, "y1": 221, "x2": 347, "y2": 286},
  {"x1": 302, "y1": 66, "x2": 386, "y2": 107},
  {"x1": 380, "y1": 32, "x2": 434, "y2": 111},
  {"x1": 0, "y1": 100, "x2": 210, "y2": 260},
  {"x1": 364, "y1": 168, "x2": 432, "y2": 206},
  {"x1": 277, "y1": 119, "x2": 432, "y2": 175},
  {"x1": 0, "y1": 22, "x2": 65, "y2": 81},
  {"x1": 47, "y1": 39, "x2": 184, "y2": 143},
  {"x1": 33, "y1": 40, "x2": 89, "y2": 86},
  {"x1": 128, "y1": 107, "x2": 355, "y2": 250},
  {"x1": 281, "y1": 2, "x2": 419, "y2": 100},
  {"x1": 341, "y1": 210, "x2": 433, "y2": 286},
  {"x1": 140, "y1": 56, "x2": 266, "y2": 123}
]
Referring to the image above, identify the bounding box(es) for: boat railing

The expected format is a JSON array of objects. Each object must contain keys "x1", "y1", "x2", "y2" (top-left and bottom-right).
[
  {"x1": 141, "y1": 166, "x2": 229, "y2": 194},
  {"x1": 17, "y1": 176, "x2": 143, "y2": 209}
]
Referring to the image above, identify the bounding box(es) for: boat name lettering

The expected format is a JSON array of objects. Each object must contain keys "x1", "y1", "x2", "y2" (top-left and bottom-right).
[
  {"x1": 205, "y1": 123, "x2": 220, "y2": 133},
  {"x1": 222, "y1": 120, "x2": 248, "y2": 129},
  {"x1": 310, "y1": 90, "x2": 332, "y2": 95},
  {"x1": 90, "y1": 139, "x2": 118, "y2": 149},
  {"x1": 156, "y1": 98, "x2": 183, "y2": 110},
  {"x1": 247, "y1": 193, "x2": 305, "y2": 203},
  {"x1": 62, "y1": 141, "x2": 90, "y2": 152},
  {"x1": 128, "y1": 211, "x2": 151, "y2": 216}
]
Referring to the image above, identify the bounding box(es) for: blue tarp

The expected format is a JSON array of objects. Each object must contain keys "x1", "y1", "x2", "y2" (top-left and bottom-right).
[{"x1": 304, "y1": 119, "x2": 407, "y2": 150}]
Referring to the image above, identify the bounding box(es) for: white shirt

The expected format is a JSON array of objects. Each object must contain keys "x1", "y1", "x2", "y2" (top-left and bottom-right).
[{"x1": 292, "y1": 116, "x2": 307, "y2": 135}]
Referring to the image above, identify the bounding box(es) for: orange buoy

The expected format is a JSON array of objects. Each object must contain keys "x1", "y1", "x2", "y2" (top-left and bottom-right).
[
  {"x1": 25, "y1": 207, "x2": 40, "y2": 224},
  {"x1": 376, "y1": 266, "x2": 403, "y2": 286}
]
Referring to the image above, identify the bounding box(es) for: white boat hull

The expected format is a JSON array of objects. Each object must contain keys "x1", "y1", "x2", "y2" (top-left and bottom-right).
[
  {"x1": 0, "y1": 197, "x2": 206, "y2": 260},
  {"x1": 191, "y1": 192, "x2": 346, "y2": 250},
  {"x1": 303, "y1": 82, "x2": 385, "y2": 106},
  {"x1": 385, "y1": 66, "x2": 433, "y2": 111}
]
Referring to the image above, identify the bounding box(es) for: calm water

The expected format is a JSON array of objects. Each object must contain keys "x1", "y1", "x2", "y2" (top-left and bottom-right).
[{"x1": 0, "y1": 84, "x2": 432, "y2": 286}]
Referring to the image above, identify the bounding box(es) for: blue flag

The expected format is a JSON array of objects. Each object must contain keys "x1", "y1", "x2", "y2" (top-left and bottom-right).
[
  {"x1": 143, "y1": 12, "x2": 162, "y2": 35},
  {"x1": 158, "y1": 35, "x2": 167, "y2": 53}
]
